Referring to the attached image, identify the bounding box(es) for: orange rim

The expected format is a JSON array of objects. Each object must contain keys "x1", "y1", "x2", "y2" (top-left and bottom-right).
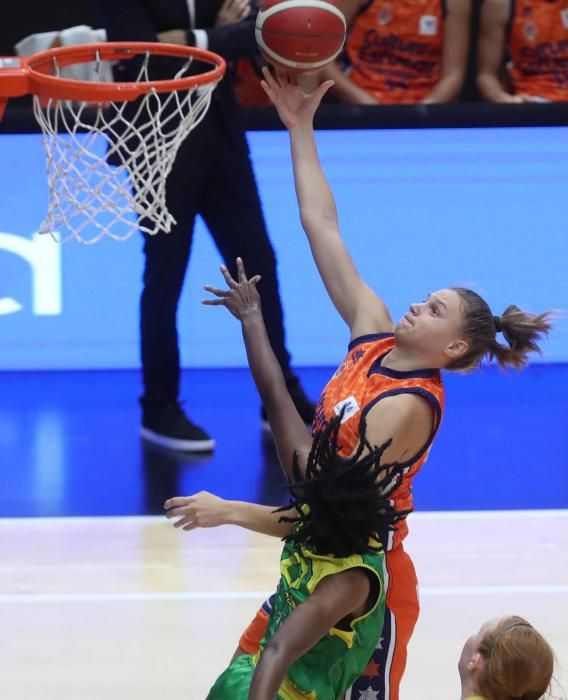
[{"x1": 3, "y1": 42, "x2": 226, "y2": 103}]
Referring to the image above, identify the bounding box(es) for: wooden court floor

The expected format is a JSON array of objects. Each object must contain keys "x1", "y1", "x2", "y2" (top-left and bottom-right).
[{"x1": 1, "y1": 510, "x2": 567, "y2": 700}]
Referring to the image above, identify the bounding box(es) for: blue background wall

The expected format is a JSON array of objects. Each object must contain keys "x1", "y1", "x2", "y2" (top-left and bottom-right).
[{"x1": 1, "y1": 126, "x2": 566, "y2": 370}]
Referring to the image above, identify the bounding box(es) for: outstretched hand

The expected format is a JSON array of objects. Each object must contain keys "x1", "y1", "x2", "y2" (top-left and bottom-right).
[
  {"x1": 260, "y1": 66, "x2": 335, "y2": 130},
  {"x1": 164, "y1": 491, "x2": 230, "y2": 531},
  {"x1": 203, "y1": 257, "x2": 262, "y2": 321}
]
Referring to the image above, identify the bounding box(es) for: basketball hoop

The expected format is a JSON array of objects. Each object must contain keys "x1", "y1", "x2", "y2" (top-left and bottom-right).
[{"x1": 0, "y1": 42, "x2": 226, "y2": 243}]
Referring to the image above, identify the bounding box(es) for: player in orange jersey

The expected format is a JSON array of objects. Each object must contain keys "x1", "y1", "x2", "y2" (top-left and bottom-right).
[
  {"x1": 478, "y1": 0, "x2": 568, "y2": 103},
  {"x1": 232, "y1": 68, "x2": 553, "y2": 700},
  {"x1": 182, "y1": 69, "x2": 551, "y2": 699},
  {"x1": 319, "y1": 0, "x2": 471, "y2": 104}
]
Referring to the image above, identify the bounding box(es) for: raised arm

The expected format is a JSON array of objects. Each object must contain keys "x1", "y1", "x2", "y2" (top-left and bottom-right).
[
  {"x1": 249, "y1": 568, "x2": 371, "y2": 699},
  {"x1": 260, "y1": 68, "x2": 394, "y2": 339},
  {"x1": 204, "y1": 258, "x2": 312, "y2": 479}
]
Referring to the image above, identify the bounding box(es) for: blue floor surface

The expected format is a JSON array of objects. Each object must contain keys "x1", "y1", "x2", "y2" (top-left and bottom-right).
[{"x1": 0, "y1": 365, "x2": 566, "y2": 517}]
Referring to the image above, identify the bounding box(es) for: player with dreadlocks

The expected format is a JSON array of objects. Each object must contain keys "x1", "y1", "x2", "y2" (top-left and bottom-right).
[
  {"x1": 277, "y1": 413, "x2": 408, "y2": 557},
  {"x1": 165, "y1": 258, "x2": 408, "y2": 699}
]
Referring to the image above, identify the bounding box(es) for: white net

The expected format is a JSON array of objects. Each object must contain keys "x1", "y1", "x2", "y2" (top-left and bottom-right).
[{"x1": 32, "y1": 50, "x2": 218, "y2": 244}]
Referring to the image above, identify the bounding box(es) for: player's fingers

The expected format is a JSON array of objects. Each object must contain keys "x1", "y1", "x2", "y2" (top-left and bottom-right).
[
  {"x1": 220, "y1": 264, "x2": 238, "y2": 288},
  {"x1": 250, "y1": 274, "x2": 262, "y2": 286},
  {"x1": 282, "y1": 70, "x2": 295, "y2": 86},
  {"x1": 236, "y1": 257, "x2": 248, "y2": 283},
  {"x1": 203, "y1": 284, "x2": 229, "y2": 297},
  {"x1": 260, "y1": 80, "x2": 274, "y2": 101},
  {"x1": 182, "y1": 522, "x2": 199, "y2": 531},
  {"x1": 165, "y1": 505, "x2": 191, "y2": 519},
  {"x1": 314, "y1": 79, "x2": 335, "y2": 102},
  {"x1": 173, "y1": 515, "x2": 193, "y2": 529},
  {"x1": 164, "y1": 497, "x2": 187, "y2": 510},
  {"x1": 274, "y1": 68, "x2": 289, "y2": 85},
  {"x1": 202, "y1": 299, "x2": 227, "y2": 306},
  {"x1": 261, "y1": 66, "x2": 278, "y2": 91}
]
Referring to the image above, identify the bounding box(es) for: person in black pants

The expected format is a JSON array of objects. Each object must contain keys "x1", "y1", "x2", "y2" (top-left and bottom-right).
[{"x1": 99, "y1": 0, "x2": 314, "y2": 452}]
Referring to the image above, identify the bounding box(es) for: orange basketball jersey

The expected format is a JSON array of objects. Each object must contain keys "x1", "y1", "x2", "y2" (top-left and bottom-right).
[
  {"x1": 345, "y1": 0, "x2": 446, "y2": 103},
  {"x1": 507, "y1": 0, "x2": 568, "y2": 101},
  {"x1": 313, "y1": 333, "x2": 444, "y2": 549}
]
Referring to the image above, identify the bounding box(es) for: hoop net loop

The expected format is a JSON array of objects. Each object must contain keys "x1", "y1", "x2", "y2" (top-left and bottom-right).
[{"x1": 2, "y1": 43, "x2": 226, "y2": 243}]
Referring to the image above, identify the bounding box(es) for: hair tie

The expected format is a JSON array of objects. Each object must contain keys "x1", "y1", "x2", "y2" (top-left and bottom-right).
[{"x1": 493, "y1": 315, "x2": 502, "y2": 334}]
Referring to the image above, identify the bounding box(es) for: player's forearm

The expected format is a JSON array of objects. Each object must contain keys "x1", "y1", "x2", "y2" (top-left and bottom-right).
[
  {"x1": 227, "y1": 501, "x2": 291, "y2": 538},
  {"x1": 289, "y1": 124, "x2": 338, "y2": 235},
  {"x1": 422, "y1": 73, "x2": 464, "y2": 103},
  {"x1": 241, "y1": 312, "x2": 288, "y2": 404},
  {"x1": 477, "y1": 73, "x2": 513, "y2": 102},
  {"x1": 320, "y1": 61, "x2": 377, "y2": 104},
  {"x1": 249, "y1": 644, "x2": 293, "y2": 699},
  {"x1": 288, "y1": 125, "x2": 364, "y2": 327}
]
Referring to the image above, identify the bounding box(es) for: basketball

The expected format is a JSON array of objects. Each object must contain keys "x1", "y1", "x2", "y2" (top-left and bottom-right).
[{"x1": 255, "y1": 0, "x2": 346, "y2": 74}]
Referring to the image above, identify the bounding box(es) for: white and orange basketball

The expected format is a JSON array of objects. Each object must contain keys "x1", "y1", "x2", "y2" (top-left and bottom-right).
[{"x1": 255, "y1": 0, "x2": 346, "y2": 74}]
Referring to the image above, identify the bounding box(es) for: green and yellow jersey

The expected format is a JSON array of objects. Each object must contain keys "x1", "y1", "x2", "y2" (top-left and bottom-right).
[{"x1": 207, "y1": 529, "x2": 385, "y2": 699}]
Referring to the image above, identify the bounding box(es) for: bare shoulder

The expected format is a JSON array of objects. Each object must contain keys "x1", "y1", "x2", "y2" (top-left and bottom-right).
[
  {"x1": 314, "y1": 567, "x2": 371, "y2": 610},
  {"x1": 364, "y1": 393, "x2": 434, "y2": 462},
  {"x1": 367, "y1": 393, "x2": 434, "y2": 428}
]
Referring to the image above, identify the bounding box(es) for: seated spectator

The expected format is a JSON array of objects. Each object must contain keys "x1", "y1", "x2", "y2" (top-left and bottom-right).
[
  {"x1": 477, "y1": 0, "x2": 568, "y2": 103},
  {"x1": 319, "y1": 0, "x2": 471, "y2": 104}
]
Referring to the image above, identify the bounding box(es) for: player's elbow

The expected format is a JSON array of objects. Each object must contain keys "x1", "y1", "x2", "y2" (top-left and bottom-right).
[
  {"x1": 261, "y1": 637, "x2": 295, "y2": 666},
  {"x1": 299, "y1": 206, "x2": 338, "y2": 235}
]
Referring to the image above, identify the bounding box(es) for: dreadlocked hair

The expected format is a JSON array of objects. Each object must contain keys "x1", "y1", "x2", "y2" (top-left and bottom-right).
[{"x1": 275, "y1": 413, "x2": 408, "y2": 558}]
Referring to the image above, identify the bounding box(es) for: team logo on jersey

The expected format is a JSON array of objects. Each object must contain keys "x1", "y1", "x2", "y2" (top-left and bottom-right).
[
  {"x1": 334, "y1": 396, "x2": 360, "y2": 423},
  {"x1": 333, "y1": 361, "x2": 348, "y2": 378},
  {"x1": 522, "y1": 19, "x2": 538, "y2": 41},
  {"x1": 562, "y1": 9, "x2": 568, "y2": 30},
  {"x1": 419, "y1": 15, "x2": 438, "y2": 36},
  {"x1": 378, "y1": 5, "x2": 392, "y2": 26},
  {"x1": 352, "y1": 348, "x2": 366, "y2": 363}
]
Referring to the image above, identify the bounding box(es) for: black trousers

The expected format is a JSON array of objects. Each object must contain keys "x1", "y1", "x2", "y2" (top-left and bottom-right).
[{"x1": 140, "y1": 105, "x2": 292, "y2": 406}]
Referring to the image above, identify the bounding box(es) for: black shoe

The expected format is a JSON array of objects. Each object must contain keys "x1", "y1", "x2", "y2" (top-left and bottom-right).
[
  {"x1": 141, "y1": 403, "x2": 215, "y2": 453},
  {"x1": 261, "y1": 378, "x2": 316, "y2": 432}
]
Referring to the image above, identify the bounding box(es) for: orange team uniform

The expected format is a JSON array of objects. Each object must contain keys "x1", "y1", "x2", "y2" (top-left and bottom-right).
[
  {"x1": 240, "y1": 333, "x2": 445, "y2": 700},
  {"x1": 507, "y1": 0, "x2": 568, "y2": 101},
  {"x1": 344, "y1": 0, "x2": 446, "y2": 104}
]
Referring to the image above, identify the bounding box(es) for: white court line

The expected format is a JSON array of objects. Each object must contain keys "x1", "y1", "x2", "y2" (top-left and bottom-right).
[
  {"x1": 0, "y1": 510, "x2": 567, "y2": 526},
  {"x1": 0, "y1": 585, "x2": 567, "y2": 604},
  {"x1": 412, "y1": 510, "x2": 568, "y2": 521}
]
